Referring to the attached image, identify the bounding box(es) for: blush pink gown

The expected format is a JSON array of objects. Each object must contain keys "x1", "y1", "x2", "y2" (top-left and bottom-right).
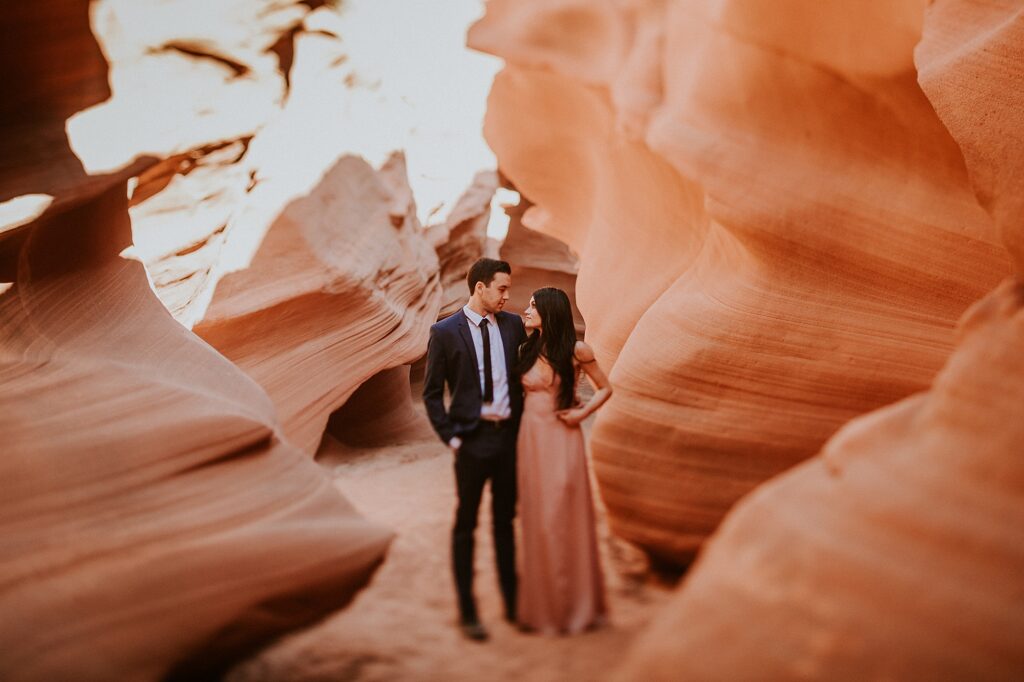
[{"x1": 516, "y1": 359, "x2": 607, "y2": 635}]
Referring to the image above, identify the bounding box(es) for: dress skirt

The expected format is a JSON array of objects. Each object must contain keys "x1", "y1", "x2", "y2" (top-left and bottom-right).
[{"x1": 516, "y1": 372, "x2": 607, "y2": 634}]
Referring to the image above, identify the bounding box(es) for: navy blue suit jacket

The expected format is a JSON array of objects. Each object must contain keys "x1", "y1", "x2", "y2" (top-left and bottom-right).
[{"x1": 423, "y1": 309, "x2": 527, "y2": 444}]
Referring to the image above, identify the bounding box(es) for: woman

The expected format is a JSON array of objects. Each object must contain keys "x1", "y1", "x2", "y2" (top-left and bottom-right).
[{"x1": 516, "y1": 287, "x2": 613, "y2": 635}]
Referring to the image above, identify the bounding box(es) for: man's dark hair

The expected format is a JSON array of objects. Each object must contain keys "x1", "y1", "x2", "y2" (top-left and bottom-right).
[{"x1": 467, "y1": 258, "x2": 511, "y2": 294}]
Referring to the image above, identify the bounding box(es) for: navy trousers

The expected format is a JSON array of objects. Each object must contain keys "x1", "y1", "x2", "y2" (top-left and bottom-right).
[{"x1": 451, "y1": 420, "x2": 518, "y2": 623}]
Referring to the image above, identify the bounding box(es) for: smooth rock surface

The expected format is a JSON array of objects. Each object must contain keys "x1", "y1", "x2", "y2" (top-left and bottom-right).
[
  {"x1": 619, "y1": 2, "x2": 1024, "y2": 678},
  {"x1": 616, "y1": 277, "x2": 1024, "y2": 681},
  {"x1": 194, "y1": 153, "x2": 441, "y2": 455},
  {"x1": 428, "y1": 170, "x2": 497, "y2": 319},
  {"x1": 498, "y1": 193, "x2": 583, "y2": 335},
  {"x1": 0, "y1": 186, "x2": 391, "y2": 682},
  {"x1": 471, "y1": 0, "x2": 1013, "y2": 565},
  {"x1": 1, "y1": 3, "x2": 395, "y2": 678}
]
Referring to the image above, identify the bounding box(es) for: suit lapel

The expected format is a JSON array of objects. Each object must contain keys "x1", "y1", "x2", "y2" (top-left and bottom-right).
[{"x1": 456, "y1": 311, "x2": 481, "y2": 378}]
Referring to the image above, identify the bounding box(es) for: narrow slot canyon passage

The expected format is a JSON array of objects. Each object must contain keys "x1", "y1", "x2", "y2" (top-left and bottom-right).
[{"x1": 3, "y1": 1, "x2": 1023, "y2": 681}]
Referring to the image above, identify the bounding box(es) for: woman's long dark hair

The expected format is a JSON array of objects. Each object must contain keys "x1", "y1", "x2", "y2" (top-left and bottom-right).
[{"x1": 517, "y1": 287, "x2": 577, "y2": 410}]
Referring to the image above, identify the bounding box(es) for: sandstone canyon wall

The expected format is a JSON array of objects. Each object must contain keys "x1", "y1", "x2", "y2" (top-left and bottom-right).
[
  {"x1": 1, "y1": 2, "x2": 410, "y2": 679},
  {"x1": 618, "y1": 2, "x2": 1024, "y2": 678},
  {"x1": 0, "y1": 185, "x2": 392, "y2": 682},
  {"x1": 192, "y1": 152, "x2": 441, "y2": 455},
  {"x1": 618, "y1": 279, "x2": 1024, "y2": 681},
  {"x1": 499, "y1": 192, "x2": 584, "y2": 336},
  {"x1": 475, "y1": 0, "x2": 1024, "y2": 678},
  {"x1": 470, "y1": 0, "x2": 1013, "y2": 567},
  {"x1": 115, "y1": 4, "x2": 448, "y2": 456},
  {"x1": 429, "y1": 170, "x2": 498, "y2": 320}
]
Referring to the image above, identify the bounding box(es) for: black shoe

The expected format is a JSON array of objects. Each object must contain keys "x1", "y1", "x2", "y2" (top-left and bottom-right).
[{"x1": 459, "y1": 620, "x2": 489, "y2": 642}]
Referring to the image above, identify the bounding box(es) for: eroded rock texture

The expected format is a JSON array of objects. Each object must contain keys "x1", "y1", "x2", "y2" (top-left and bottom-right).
[
  {"x1": 326, "y1": 365, "x2": 435, "y2": 450},
  {"x1": 122, "y1": 5, "x2": 353, "y2": 328},
  {"x1": 915, "y1": 0, "x2": 1024, "y2": 269},
  {"x1": 616, "y1": 279, "x2": 1024, "y2": 680},
  {"x1": 1, "y1": 3, "x2": 393, "y2": 679},
  {"x1": 499, "y1": 193, "x2": 584, "y2": 335},
  {"x1": 127, "y1": 137, "x2": 254, "y2": 322},
  {"x1": 0, "y1": 187, "x2": 391, "y2": 682},
  {"x1": 428, "y1": 170, "x2": 497, "y2": 319},
  {"x1": 193, "y1": 152, "x2": 441, "y2": 455},
  {"x1": 616, "y1": 0, "x2": 1024, "y2": 678},
  {"x1": 111, "y1": 4, "x2": 445, "y2": 458},
  {"x1": 471, "y1": 0, "x2": 1013, "y2": 566},
  {"x1": 1, "y1": 0, "x2": 129, "y2": 272}
]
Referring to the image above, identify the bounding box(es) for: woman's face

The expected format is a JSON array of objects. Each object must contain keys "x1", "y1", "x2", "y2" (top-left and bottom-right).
[{"x1": 524, "y1": 297, "x2": 542, "y2": 331}]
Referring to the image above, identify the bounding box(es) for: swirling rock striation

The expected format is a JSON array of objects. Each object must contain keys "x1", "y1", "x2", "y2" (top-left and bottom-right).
[
  {"x1": 498, "y1": 193, "x2": 584, "y2": 335},
  {"x1": 427, "y1": 170, "x2": 498, "y2": 319},
  {"x1": 618, "y1": 1, "x2": 1024, "y2": 678},
  {"x1": 0, "y1": 188, "x2": 391, "y2": 682},
  {"x1": 193, "y1": 152, "x2": 441, "y2": 455},
  {"x1": 616, "y1": 278, "x2": 1024, "y2": 680},
  {"x1": 471, "y1": 0, "x2": 1012, "y2": 566},
  {"x1": 1, "y1": 3, "x2": 393, "y2": 679}
]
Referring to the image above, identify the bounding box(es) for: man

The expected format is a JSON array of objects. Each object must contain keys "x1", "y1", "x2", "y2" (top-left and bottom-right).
[{"x1": 423, "y1": 258, "x2": 526, "y2": 641}]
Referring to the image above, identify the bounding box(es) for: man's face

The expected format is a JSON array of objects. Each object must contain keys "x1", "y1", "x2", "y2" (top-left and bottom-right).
[{"x1": 478, "y1": 272, "x2": 511, "y2": 314}]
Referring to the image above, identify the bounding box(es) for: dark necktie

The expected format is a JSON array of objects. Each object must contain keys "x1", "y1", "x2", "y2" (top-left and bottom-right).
[{"x1": 479, "y1": 318, "x2": 494, "y2": 404}]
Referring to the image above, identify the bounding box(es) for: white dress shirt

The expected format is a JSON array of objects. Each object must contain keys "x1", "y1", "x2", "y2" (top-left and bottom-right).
[{"x1": 462, "y1": 304, "x2": 511, "y2": 421}]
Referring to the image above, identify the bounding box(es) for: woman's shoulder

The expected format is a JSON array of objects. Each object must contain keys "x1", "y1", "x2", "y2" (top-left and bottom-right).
[{"x1": 572, "y1": 340, "x2": 596, "y2": 364}]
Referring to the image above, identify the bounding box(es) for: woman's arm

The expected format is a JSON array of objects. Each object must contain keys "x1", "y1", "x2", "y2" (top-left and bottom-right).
[{"x1": 557, "y1": 341, "x2": 612, "y2": 426}]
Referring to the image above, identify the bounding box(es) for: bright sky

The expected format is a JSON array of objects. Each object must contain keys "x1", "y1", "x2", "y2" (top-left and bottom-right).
[
  {"x1": 74, "y1": 0, "x2": 511, "y2": 244},
  {"x1": 61, "y1": 0, "x2": 513, "y2": 323},
  {"x1": 333, "y1": 0, "x2": 510, "y2": 236}
]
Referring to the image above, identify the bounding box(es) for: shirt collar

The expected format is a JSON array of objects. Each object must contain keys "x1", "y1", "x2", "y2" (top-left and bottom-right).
[{"x1": 463, "y1": 305, "x2": 496, "y2": 327}]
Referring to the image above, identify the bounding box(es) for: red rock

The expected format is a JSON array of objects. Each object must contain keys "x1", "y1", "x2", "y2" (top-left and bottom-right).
[
  {"x1": 498, "y1": 192, "x2": 584, "y2": 336},
  {"x1": 471, "y1": 0, "x2": 1013, "y2": 566},
  {"x1": 326, "y1": 365, "x2": 435, "y2": 450},
  {"x1": 0, "y1": 0, "x2": 135, "y2": 272},
  {"x1": 616, "y1": 277, "x2": 1024, "y2": 680},
  {"x1": 193, "y1": 153, "x2": 441, "y2": 455},
  {"x1": 0, "y1": 186, "x2": 391, "y2": 681},
  {"x1": 427, "y1": 170, "x2": 498, "y2": 319},
  {"x1": 610, "y1": 2, "x2": 1024, "y2": 677},
  {"x1": 1, "y1": 3, "x2": 395, "y2": 678}
]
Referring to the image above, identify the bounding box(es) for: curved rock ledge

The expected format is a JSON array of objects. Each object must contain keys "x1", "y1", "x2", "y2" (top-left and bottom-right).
[
  {"x1": 471, "y1": 0, "x2": 1012, "y2": 565},
  {"x1": 0, "y1": 187, "x2": 391, "y2": 682}
]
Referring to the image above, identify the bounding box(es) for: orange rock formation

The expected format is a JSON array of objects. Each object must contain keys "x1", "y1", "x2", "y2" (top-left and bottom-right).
[
  {"x1": 428, "y1": 170, "x2": 498, "y2": 319},
  {"x1": 498, "y1": 193, "x2": 584, "y2": 335},
  {"x1": 326, "y1": 365, "x2": 435, "y2": 450},
  {"x1": 0, "y1": 185, "x2": 392, "y2": 682},
  {"x1": 193, "y1": 152, "x2": 441, "y2": 455},
  {"x1": 618, "y1": 2, "x2": 1024, "y2": 677},
  {"x1": 618, "y1": 279, "x2": 1024, "y2": 679},
  {"x1": 471, "y1": 0, "x2": 1014, "y2": 567},
  {"x1": 1, "y1": 3, "x2": 394, "y2": 679}
]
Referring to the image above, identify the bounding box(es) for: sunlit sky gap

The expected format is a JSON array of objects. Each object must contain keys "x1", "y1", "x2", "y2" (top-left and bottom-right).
[{"x1": 334, "y1": 0, "x2": 510, "y2": 238}]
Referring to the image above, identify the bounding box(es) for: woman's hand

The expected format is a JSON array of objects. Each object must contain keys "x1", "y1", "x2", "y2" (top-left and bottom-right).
[{"x1": 556, "y1": 408, "x2": 587, "y2": 426}]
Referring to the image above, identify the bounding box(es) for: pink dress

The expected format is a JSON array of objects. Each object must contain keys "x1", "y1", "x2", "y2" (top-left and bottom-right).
[{"x1": 516, "y1": 359, "x2": 607, "y2": 634}]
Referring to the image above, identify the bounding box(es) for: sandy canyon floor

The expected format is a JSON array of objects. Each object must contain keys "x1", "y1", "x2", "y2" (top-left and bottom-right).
[{"x1": 226, "y1": 416, "x2": 672, "y2": 682}]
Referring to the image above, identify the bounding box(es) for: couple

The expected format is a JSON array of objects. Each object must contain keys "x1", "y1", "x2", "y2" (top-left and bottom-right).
[{"x1": 423, "y1": 258, "x2": 612, "y2": 641}]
